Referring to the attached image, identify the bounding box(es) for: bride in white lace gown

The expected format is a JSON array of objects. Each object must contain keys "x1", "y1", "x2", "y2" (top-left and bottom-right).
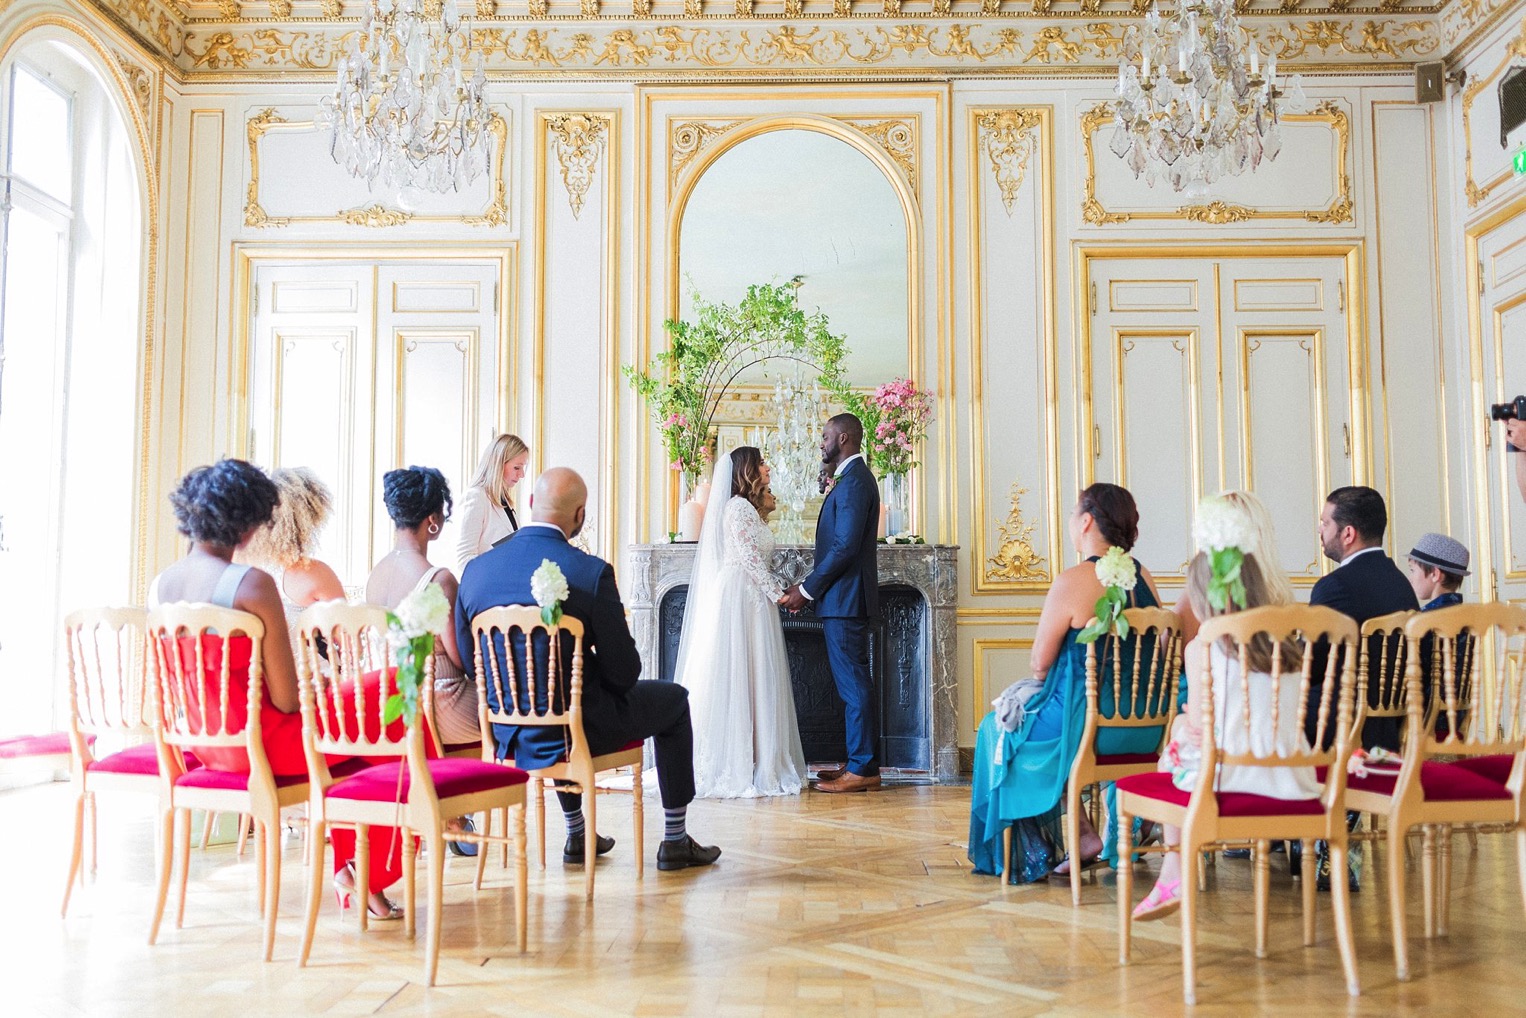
[{"x1": 675, "y1": 446, "x2": 807, "y2": 798}]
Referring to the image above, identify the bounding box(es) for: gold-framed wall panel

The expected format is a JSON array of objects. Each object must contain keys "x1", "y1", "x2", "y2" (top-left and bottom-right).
[
  {"x1": 392, "y1": 327, "x2": 481, "y2": 487},
  {"x1": 1077, "y1": 243, "x2": 1369, "y2": 582},
  {"x1": 1491, "y1": 289, "x2": 1526, "y2": 580},
  {"x1": 1238, "y1": 326, "x2": 1330, "y2": 585},
  {"x1": 641, "y1": 86, "x2": 949, "y2": 546},
  {"x1": 970, "y1": 636, "x2": 1034, "y2": 734},
  {"x1": 1111, "y1": 325, "x2": 1204, "y2": 583},
  {"x1": 965, "y1": 104, "x2": 1061, "y2": 595},
  {"x1": 243, "y1": 109, "x2": 510, "y2": 229},
  {"x1": 0, "y1": 12, "x2": 165, "y2": 603},
  {"x1": 229, "y1": 243, "x2": 520, "y2": 468},
  {"x1": 1460, "y1": 19, "x2": 1526, "y2": 211},
  {"x1": 1078, "y1": 100, "x2": 1354, "y2": 227},
  {"x1": 531, "y1": 107, "x2": 621, "y2": 561}
]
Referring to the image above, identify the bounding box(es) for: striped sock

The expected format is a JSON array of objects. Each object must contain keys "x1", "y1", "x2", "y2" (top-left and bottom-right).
[
  {"x1": 564, "y1": 807, "x2": 586, "y2": 838},
  {"x1": 663, "y1": 807, "x2": 687, "y2": 843}
]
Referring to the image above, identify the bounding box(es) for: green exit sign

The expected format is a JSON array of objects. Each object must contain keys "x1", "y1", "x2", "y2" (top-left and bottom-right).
[{"x1": 1515, "y1": 149, "x2": 1526, "y2": 176}]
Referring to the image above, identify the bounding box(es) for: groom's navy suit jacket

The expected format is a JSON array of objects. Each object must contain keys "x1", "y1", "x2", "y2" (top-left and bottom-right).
[
  {"x1": 803, "y1": 456, "x2": 880, "y2": 618},
  {"x1": 455, "y1": 524, "x2": 642, "y2": 770}
]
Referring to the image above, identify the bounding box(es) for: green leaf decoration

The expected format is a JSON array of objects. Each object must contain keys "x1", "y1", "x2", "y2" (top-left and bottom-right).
[
  {"x1": 383, "y1": 693, "x2": 404, "y2": 725},
  {"x1": 541, "y1": 603, "x2": 563, "y2": 628}
]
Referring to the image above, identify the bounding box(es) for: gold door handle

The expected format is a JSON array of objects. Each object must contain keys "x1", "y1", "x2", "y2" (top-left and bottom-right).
[
  {"x1": 1343, "y1": 423, "x2": 1351, "y2": 458},
  {"x1": 1094, "y1": 424, "x2": 1102, "y2": 461}
]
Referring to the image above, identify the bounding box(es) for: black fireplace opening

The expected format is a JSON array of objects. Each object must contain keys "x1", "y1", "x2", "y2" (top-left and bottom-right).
[{"x1": 656, "y1": 584, "x2": 930, "y2": 772}]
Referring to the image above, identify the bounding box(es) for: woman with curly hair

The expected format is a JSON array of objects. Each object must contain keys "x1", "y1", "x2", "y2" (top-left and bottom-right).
[
  {"x1": 151, "y1": 459, "x2": 406, "y2": 920},
  {"x1": 366, "y1": 465, "x2": 480, "y2": 854},
  {"x1": 239, "y1": 467, "x2": 345, "y2": 629},
  {"x1": 673, "y1": 445, "x2": 806, "y2": 798},
  {"x1": 455, "y1": 433, "x2": 529, "y2": 568}
]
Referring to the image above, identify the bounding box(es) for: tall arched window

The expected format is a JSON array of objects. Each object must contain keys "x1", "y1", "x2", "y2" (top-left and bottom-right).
[{"x1": 0, "y1": 42, "x2": 142, "y2": 737}]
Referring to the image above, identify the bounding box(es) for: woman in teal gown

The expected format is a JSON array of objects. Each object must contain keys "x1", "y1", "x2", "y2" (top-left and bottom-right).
[{"x1": 968, "y1": 483, "x2": 1166, "y2": 879}]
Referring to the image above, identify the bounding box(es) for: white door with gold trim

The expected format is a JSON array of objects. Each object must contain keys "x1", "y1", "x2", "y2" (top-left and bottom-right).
[
  {"x1": 1087, "y1": 254, "x2": 1354, "y2": 593},
  {"x1": 1474, "y1": 220, "x2": 1526, "y2": 605},
  {"x1": 249, "y1": 261, "x2": 501, "y2": 587}
]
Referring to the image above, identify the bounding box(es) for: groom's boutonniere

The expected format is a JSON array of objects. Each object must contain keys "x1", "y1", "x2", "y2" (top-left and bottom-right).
[
  {"x1": 531, "y1": 559, "x2": 570, "y2": 628},
  {"x1": 1078, "y1": 546, "x2": 1137, "y2": 645}
]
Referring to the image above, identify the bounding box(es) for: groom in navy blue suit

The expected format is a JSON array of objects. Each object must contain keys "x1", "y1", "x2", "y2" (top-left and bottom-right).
[
  {"x1": 456, "y1": 467, "x2": 721, "y2": 872},
  {"x1": 780, "y1": 413, "x2": 882, "y2": 793}
]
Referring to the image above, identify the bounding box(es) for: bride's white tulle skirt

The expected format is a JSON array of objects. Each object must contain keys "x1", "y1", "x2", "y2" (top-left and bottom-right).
[{"x1": 683, "y1": 567, "x2": 806, "y2": 798}]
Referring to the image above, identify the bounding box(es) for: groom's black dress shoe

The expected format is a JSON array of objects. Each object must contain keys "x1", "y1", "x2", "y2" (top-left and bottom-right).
[
  {"x1": 563, "y1": 832, "x2": 615, "y2": 865},
  {"x1": 657, "y1": 835, "x2": 722, "y2": 871}
]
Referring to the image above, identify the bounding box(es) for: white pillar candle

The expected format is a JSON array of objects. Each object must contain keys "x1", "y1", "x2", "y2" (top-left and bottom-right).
[{"x1": 1250, "y1": 47, "x2": 1259, "y2": 76}]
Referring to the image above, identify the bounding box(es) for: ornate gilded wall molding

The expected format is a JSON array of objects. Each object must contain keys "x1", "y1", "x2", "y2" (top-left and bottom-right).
[
  {"x1": 1079, "y1": 99, "x2": 1354, "y2": 225},
  {"x1": 1461, "y1": 15, "x2": 1526, "y2": 209},
  {"x1": 144, "y1": 16, "x2": 1441, "y2": 78},
  {"x1": 113, "y1": 52, "x2": 155, "y2": 122},
  {"x1": 668, "y1": 114, "x2": 919, "y2": 199},
  {"x1": 985, "y1": 482, "x2": 1048, "y2": 583},
  {"x1": 546, "y1": 112, "x2": 609, "y2": 220},
  {"x1": 975, "y1": 108, "x2": 1041, "y2": 215},
  {"x1": 243, "y1": 108, "x2": 510, "y2": 227}
]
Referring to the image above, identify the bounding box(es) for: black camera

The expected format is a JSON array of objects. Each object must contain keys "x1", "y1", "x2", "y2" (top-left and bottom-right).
[
  {"x1": 1494, "y1": 395, "x2": 1526, "y2": 452},
  {"x1": 1490, "y1": 395, "x2": 1526, "y2": 421}
]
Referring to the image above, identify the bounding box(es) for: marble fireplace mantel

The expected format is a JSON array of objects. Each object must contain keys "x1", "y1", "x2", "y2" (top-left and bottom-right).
[{"x1": 626, "y1": 542, "x2": 959, "y2": 782}]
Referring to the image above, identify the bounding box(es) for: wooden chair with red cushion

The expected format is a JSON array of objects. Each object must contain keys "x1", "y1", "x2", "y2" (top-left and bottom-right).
[
  {"x1": 293, "y1": 602, "x2": 529, "y2": 986},
  {"x1": 145, "y1": 603, "x2": 307, "y2": 960},
  {"x1": 1115, "y1": 604, "x2": 1362, "y2": 1005},
  {"x1": 59, "y1": 607, "x2": 167, "y2": 918},
  {"x1": 1345, "y1": 604, "x2": 1526, "y2": 980},
  {"x1": 1059, "y1": 605, "x2": 1182, "y2": 905},
  {"x1": 471, "y1": 605, "x2": 643, "y2": 902}
]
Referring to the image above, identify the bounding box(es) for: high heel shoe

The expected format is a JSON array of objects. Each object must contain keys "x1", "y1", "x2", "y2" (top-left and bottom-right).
[{"x1": 333, "y1": 864, "x2": 404, "y2": 921}]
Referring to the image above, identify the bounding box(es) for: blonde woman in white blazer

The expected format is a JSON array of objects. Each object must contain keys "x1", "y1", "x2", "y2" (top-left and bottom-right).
[{"x1": 455, "y1": 433, "x2": 529, "y2": 568}]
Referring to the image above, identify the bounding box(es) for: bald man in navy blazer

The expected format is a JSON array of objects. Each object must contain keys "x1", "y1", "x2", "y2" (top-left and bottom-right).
[{"x1": 780, "y1": 413, "x2": 882, "y2": 793}]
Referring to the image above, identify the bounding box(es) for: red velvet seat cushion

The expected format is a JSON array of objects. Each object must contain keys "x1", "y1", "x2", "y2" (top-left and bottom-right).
[
  {"x1": 0, "y1": 732, "x2": 77, "y2": 758},
  {"x1": 1329, "y1": 760, "x2": 1512, "y2": 802},
  {"x1": 176, "y1": 766, "x2": 308, "y2": 791},
  {"x1": 1451, "y1": 754, "x2": 1515, "y2": 786},
  {"x1": 1116, "y1": 771, "x2": 1325, "y2": 817},
  {"x1": 326, "y1": 758, "x2": 529, "y2": 803},
  {"x1": 1094, "y1": 752, "x2": 1160, "y2": 767}
]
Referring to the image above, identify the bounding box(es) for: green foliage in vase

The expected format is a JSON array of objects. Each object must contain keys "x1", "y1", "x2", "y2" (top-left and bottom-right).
[{"x1": 625, "y1": 278, "x2": 852, "y2": 487}]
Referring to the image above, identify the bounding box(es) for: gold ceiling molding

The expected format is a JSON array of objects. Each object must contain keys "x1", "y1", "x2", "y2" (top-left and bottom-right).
[
  {"x1": 546, "y1": 112, "x2": 610, "y2": 219},
  {"x1": 1461, "y1": 14, "x2": 1526, "y2": 209},
  {"x1": 1079, "y1": 99, "x2": 1354, "y2": 226},
  {"x1": 668, "y1": 113, "x2": 919, "y2": 199},
  {"x1": 87, "y1": 4, "x2": 1444, "y2": 77},
  {"x1": 985, "y1": 481, "x2": 1049, "y2": 584},
  {"x1": 975, "y1": 108, "x2": 1041, "y2": 214},
  {"x1": 243, "y1": 108, "x2": 510, "y2": 227}
]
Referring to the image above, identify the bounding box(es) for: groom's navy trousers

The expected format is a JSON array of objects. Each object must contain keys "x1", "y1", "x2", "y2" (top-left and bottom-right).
[{"x1": 804, "y1": 456, "x2": 882, "y2": 777}]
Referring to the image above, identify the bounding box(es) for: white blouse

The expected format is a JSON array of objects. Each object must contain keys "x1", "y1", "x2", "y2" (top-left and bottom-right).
[{"x1": 454, "y1": 484, "x2": 516, "y2": 570}]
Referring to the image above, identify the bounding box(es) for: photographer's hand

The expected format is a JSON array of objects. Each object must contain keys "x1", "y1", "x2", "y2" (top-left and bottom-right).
[{"x1": 1509, "y1": 419, "x2": 1526, "y2": 502}]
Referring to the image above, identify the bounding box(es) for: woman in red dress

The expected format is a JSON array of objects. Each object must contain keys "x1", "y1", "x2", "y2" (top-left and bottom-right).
[{"x1": 153, "y1": 459, "x2": 406, "y2": 920}]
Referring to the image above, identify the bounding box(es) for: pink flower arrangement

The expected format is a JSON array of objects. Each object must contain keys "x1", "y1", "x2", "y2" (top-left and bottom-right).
[{"x1": 868, "y1": 378, "x2": 934, "y2": 477}]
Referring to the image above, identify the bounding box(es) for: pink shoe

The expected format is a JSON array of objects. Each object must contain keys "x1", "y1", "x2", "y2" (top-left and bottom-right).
[{"x1": 1132, "y1": 878, "x2": 1182, "y2": 921}]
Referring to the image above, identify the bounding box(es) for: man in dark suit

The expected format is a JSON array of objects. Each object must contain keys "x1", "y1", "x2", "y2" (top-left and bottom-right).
[
  {"x1": 456, "y1": 467, "x2": 720, "y2": 872},
  {"x1": 1304, "y1": 485, "x2": 1418, "y2": 891},
  {"x1": 780, "y1": 413, "x2": 881, "y2": 793}
]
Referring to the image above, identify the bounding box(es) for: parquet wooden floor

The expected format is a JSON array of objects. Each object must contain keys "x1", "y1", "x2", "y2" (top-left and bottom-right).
[{"x1": 4, "y1": 779, "x2": 1520, "y2": 1016}]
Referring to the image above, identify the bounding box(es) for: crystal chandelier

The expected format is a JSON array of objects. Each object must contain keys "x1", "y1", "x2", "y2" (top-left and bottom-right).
[
  {"x1": 320, "y1": 0, "x2": 490, "y2": 193},
  {"x1": 760, "y1": 373, "x2": 827, "y2": 546},
  {"x1": 1112, "y1": 0, "x2": 1306, "y2": 193}
]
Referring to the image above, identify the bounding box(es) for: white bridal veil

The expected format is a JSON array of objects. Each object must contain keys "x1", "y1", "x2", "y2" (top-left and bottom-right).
[{"x1": 673, "y1": 453, "x2": 733, "y2": 692}]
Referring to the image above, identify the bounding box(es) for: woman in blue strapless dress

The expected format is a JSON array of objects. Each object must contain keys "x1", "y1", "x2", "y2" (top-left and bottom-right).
[{"x1": 968, "y1": 483, "x2": 1166, "y2": 880}]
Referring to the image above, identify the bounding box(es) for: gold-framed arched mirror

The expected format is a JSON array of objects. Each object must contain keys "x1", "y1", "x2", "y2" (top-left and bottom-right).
[{"x1": 668, "y1": 116, "x2": 921, "y2": 534}]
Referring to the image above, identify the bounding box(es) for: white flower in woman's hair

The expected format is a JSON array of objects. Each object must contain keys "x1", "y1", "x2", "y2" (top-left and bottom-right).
[
  {"x1": 392, "y1": 582, "x2": 450, "y2": 638},
  {"x1": 531, "y1": 559, "x2": 569, "y2": 609},
  {"x1": 1095, "y1": 546, "x2": 1138, "y2": 591},
  {"x1": 1193, "y1": 495, "x2": 1258, "y2": 555}
]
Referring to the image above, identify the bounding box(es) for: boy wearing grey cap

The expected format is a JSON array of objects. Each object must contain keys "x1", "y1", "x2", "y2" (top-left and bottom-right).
[{"x1": 1405, "y1": 532, "x2": 1470, "y2": 611}]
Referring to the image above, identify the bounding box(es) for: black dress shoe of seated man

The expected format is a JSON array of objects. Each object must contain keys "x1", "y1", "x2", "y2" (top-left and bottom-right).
[
  {"x1": 656, "y1": 835, "x2": 722, "y2": 872},
  {"x1": 563, "y1": 832, "x2": 616, "y2": 865}
]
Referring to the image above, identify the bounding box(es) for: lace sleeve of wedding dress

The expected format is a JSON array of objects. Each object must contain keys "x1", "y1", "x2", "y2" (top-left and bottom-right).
[{"x1": 725, "y1": 497, "x2": 785, "y2": 603}]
